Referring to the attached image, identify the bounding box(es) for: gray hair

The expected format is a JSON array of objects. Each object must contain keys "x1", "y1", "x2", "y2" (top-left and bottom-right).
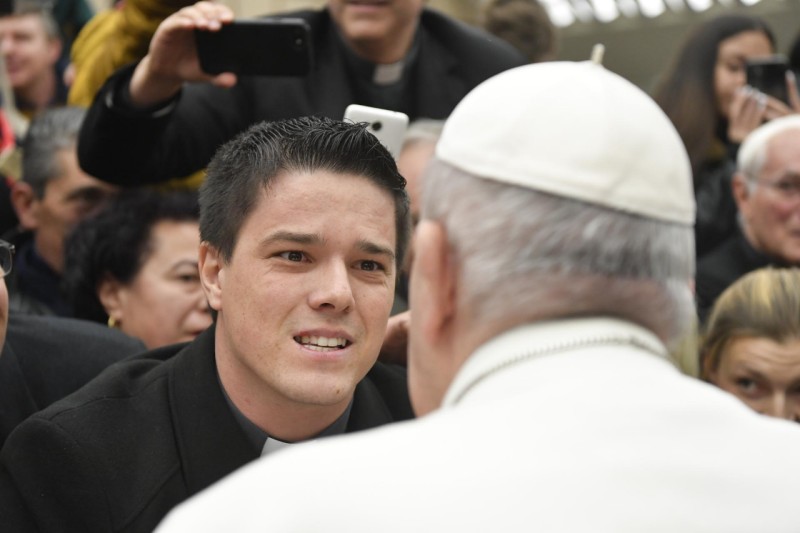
[
  {"x1": 737, "y1": 115, "x2": 800, "y2": 185},
  {"x1": 422, "y1": 159, "x2": 696, "y2": 350},
  {"x1": 22, "y1": 106, "x2": 85, "y2": 198}
]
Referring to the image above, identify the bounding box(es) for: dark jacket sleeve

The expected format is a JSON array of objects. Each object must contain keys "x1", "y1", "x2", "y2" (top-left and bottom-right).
[
  {"x1": 77, "y1": 64, "x2": 259, "y2": 185},
  {"x1": 0, "y1": 417, "x2": 113, "y2": 532}
]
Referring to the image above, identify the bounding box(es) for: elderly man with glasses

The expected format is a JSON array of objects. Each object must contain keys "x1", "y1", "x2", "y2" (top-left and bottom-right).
[{"x1": 697, "y1": 115, "x2": 800, "y2": 320}]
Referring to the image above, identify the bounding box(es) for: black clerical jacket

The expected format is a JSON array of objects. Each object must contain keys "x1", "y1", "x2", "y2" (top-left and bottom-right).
[{"x1": 0, "y1": 327, "x2": 413, "y2": 532}]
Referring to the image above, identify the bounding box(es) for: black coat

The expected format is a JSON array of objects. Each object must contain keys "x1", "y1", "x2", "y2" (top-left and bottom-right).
[
  {"x1": 78, "y1": 8, "x2": 526, "y2": 185},
  {"x1": 695, "y1": 229, "x2": 772, "y2": 322},
  {"x1": 0, "y1": 327, "x2": 413, "y2": 532},
  {"x1": 0, "y1": 314, "x2": 145, "y2": 446}
]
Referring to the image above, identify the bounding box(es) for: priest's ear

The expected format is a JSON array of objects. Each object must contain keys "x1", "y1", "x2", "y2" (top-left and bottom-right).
[{"x1": 410, "y1": 220, "x2": 456, "y2": 345}]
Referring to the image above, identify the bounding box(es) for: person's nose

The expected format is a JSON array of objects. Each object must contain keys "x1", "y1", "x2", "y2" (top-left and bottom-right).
[
  {"x1": 0, "y1": 36, "x2": 13, "y2": 56},
  {"x1": 733, "y1": 68, "x2": 748, "y2": 89},
  {"x1": 764, "y1": 393, "x2": 793, "y2": 421},
  {"x1": 308, "y1": 260, "x2": 354, "y2": 313}
]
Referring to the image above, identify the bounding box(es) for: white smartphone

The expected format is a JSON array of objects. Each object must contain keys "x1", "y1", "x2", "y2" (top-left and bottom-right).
[{"x1": 344, "y1": 104, "x2": 409, "y2": 159}]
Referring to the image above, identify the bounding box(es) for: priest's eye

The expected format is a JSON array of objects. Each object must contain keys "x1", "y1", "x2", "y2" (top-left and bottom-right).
[
  {"x1": 359, "y1": 260, "x2": 384, "y2": 272},
  {"x1": 736, "y1": 377, "x2": 760, "y2": 396},
  {"x1": 279, "y1": 251, "x2": 305, "y2": 262}
]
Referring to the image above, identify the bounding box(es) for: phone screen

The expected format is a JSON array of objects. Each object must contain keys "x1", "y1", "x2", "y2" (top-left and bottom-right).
[
  {"x1": 746, "y1": 57, "x2": 789, "y2": 105},
  {"x1": 195, "y1": 19, "x2": 312, "y2": 77}
]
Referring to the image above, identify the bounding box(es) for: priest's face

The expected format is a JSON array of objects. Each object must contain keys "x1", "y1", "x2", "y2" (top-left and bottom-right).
[
  {"x1": 328, "y1": 0, "x2": 424, "y2": 61},
  {"x1": 201, "y1": 169, "x2": 397, "y2": 436}
]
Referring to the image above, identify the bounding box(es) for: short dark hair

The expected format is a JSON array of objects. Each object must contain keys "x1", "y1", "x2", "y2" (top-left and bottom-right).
[
  {"x1": 481, "y1": 0, "x2": 557, "y2": 63},
  {"x1": 63, "y1": 189, "x2": 199, "y2": 323},
  {"x1": 5, "y1": 0, "x2": 60, "y2": 40},
  {"x1": 199, "y1": 116, "x2": 411, "y2": 267}
]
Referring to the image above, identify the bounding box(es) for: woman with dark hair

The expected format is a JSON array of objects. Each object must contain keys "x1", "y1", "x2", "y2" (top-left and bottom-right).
[
  {"x1": 653, "y1": 15, "x2": 799, "y2": 257},
  {"x1": 63, "y1": 189, "x2": 211, "y2": 349}
]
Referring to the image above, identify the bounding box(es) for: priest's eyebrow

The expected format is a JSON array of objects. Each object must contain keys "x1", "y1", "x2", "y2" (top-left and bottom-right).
[
  {"x1": 260, "y1": 231, "x2": 395, "y2": 261},
  {"x1": 357, "y1": 239, "x2": 395, "y2": 262},
  {"x1": 260, "y1": 231, "x2": 321, "y2": 247}
]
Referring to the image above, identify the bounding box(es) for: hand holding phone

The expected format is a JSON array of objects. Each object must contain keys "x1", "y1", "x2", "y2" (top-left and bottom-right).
[{"x1": 129, "y1": 1, "x2": 237, "y2": 108}]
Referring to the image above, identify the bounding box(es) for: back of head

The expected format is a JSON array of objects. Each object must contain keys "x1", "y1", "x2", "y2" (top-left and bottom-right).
[
  {"x1": 21, "y1": 106, "x2": 83, "y2": 197},
  {"x1": 701, "y1": 267, "x2": 800, "y2": 379},
  {"x1": 64, "y1": 189, "x2": 199, "y2": 323},
  {"x1": 200, "y1": 115, "x2": 410, "y2": 267},
  {"x1": 428, "y1": 61, "x2": 696, "y2": 349},
  {"x1": 480, "y1": 0, "x2": 557, "y2": 63}
]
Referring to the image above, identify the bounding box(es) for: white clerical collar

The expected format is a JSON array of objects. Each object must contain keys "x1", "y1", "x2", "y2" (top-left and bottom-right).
[
  {"x1": 443, "y1": 317, "x2": 669, "y2": 407},
  {"x1": 261, "y1": 437, "x2": 292, "y2": 457},
  {"x1": 373, "y1": 61, "x2": 405, "y2": 85}
]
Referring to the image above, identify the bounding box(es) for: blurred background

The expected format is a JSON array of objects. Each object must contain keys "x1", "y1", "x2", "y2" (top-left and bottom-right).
[{"x1": 204, "y1": 0, "x2": 800, "y2": 90}]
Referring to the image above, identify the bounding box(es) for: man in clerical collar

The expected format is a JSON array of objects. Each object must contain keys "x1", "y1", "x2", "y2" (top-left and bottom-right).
[
  {"x1": 0, "y1": 116, "x2": 414, "y2": 532},
  {"x1": 76, "y1": 0, "x2": 525, "y2": 187},
  {"x1": 696, "y1": 115, "x2": 800, "y2": 319},
  {"x1": 157, "y1": 61, "x2": 800, "y2": 533}
]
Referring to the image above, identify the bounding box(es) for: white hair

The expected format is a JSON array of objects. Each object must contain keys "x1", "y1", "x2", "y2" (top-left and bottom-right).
[
  {"x1": 738, "y1": 115, "x2": 800, "y2": 184},
  {"x1": 422, "y1": 159, "x2": 696, "y2": 350}
]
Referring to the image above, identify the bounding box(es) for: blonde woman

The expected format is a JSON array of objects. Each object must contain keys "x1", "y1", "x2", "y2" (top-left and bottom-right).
[{"x1": 701, "y1": 267, "x2": 800, "y2": 422}]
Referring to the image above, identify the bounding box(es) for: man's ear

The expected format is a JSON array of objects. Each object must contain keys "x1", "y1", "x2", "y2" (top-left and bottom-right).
[
  {"x1": 732, "y1": 172, "x2": 752, "y2": 219},
  {"x1": 410, "y1": 220, "x2": 456, "y2": 345},
  {"x1": 97, "y1": 274, "x2": 124, "y2": 324},
  {"x1": 199, "y1": 242, "x2": 223, "y2": 312},
  {"x1": 10, "y1": 181, "x2": 40, "y2": 230},
  {"x1": 47, "y1": 37, "x2": 62, "y2": 66}
]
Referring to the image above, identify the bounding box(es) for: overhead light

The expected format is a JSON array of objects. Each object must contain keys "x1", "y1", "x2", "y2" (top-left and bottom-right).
[
  {"x1": 739, "y1": 0, "x2": 761, "y2": 5},
  {"x1": 571, "y1": 0, "x2": 597, "y2": 23},
  {"x1": 637, "y1": 0, "x2": 665, "y2": 17},
  {"x1": 617, "y1": 0, "x2": 640, "y2": 17},
  {"x1": 685, "y1": 0, "x2": 713, "y2": 11},
  {"x1": 663, "y1": 0, "x2": 687, "y2": 12},
  {"x1": 590, "y1": 0, "x2": 620, "y2": 22},
  {"x1": 541, "y1": 0, "x2": 576, "y2": 27}
]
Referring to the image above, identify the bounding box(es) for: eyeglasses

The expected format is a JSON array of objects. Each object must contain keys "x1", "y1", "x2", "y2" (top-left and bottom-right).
[
  {"x1": 757, "y1": 177, "x2": 800, "y2": 201},
  {"x1": 0, "y1": 240, "x2": 14, "y2": 277}
]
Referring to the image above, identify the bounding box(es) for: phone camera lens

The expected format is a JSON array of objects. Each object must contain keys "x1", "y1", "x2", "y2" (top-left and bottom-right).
[{"x1": 372, "y1": 121, "x2": 383, "y2": 132}]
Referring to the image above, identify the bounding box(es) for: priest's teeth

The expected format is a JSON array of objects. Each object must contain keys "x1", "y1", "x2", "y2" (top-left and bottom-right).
[{"x1": 295, "y1": 335, "x2": 347, "y2": 348}]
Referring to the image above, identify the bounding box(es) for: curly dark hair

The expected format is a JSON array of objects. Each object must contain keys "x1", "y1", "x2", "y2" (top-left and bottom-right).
[{"x1": 63, "y1": 189, "x2": 199, "y2": 323}]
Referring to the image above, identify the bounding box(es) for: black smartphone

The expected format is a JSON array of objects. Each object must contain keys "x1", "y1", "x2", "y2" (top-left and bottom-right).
[
  {"x1": 746, "y1": 56, "x2": 789, "y2": 105},
  {"x1": 194, "y1": 18, "x2": 312, "y2": 77}
]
